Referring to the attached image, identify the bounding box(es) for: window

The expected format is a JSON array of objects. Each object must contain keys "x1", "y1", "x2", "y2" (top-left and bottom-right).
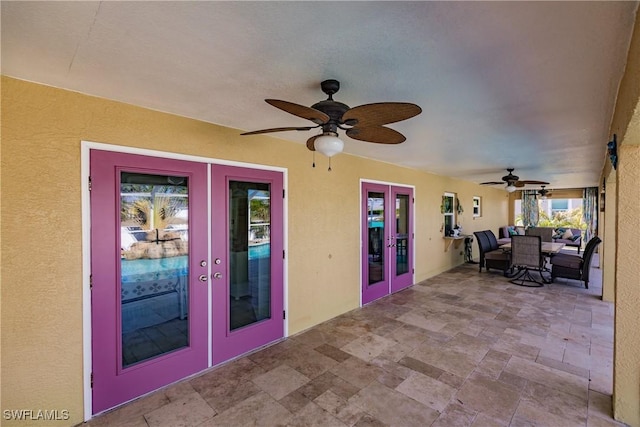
[
  {"x1": 473, "y1": 196, "x2": 481, "y2": 217},
  {"x1": 442, "y1": 192, "x2": 455, "y2": 236},
  {"x1": 514, "y1": 198, "x2": 584, "y2": 228},
  {"x1": 551, "y1": 199, "x2": 568, "y2": 215}
]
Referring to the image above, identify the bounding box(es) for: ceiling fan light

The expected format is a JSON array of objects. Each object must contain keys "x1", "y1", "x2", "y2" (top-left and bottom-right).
[
  {"x1": 314, "y1": 133, "x2": 344, "y2": 158},
  {"x1": 506, "y1": 184, "x2": 516, "y2": 193}
]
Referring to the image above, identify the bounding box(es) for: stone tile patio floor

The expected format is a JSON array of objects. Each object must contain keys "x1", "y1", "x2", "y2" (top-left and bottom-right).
[{"x1": 87, "y1": 257, "x2": 627, "y2": 426}]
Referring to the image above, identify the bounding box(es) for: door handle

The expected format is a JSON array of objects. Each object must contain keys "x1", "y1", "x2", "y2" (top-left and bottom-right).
[
  {"x1": 198, "y1": 274, "x2": 208, "y2": 282},
  {"x1": 213, "y1": 272, "x2": 223, "y2": 280}
]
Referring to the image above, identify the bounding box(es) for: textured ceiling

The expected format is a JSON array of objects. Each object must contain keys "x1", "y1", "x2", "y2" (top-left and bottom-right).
[{"x1": 2, "y1": 1, "x2": 637, "y2": 189}]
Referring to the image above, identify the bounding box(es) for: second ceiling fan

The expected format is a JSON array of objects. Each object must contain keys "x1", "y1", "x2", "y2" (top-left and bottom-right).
[
  {"x1": 241, "y1": 79, "x2": 422, "y2": 158},
  {"x1": 480, "y1": 168, "x2": 549, "y2": 193}
]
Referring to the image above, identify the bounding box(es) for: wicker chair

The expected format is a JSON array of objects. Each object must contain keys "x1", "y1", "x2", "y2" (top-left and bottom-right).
[
  {"x1": 525, "y1": 227, "x2": 554, "y2": 242},
  {"x1": 551, "y1": 236, "x2": 602, "y2": 288},
  {"x1": 509, "y1": 235, "x2": 545, "y2": 287}
]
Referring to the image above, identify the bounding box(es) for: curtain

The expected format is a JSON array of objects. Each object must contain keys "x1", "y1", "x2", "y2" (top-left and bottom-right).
[
  {"x1": 521, "y1": 190, "x2": 539, "y2": 228},
  {"x1": 583, "y1": 187, "x2": 598, "y2": 243}
]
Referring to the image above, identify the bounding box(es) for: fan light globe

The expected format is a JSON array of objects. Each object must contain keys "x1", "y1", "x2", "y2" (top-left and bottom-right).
[
  {"x1": 506, "y1": 184, "x2": 516, "y2": 193},
  {"x1": 315, "y1": 133, "x2": 344, "y2": 157}
]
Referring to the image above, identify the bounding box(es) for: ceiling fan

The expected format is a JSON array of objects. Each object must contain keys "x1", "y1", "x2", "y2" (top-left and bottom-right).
[
  {"x1": 241, "y1": 79, "x2": 422, "y2": 165},
  {"x1": 538, "y1": 185, "x2": 552, "y2": 199},
  {"x1": 480, "y1": 168, "x2": 549, "y2": 193}
]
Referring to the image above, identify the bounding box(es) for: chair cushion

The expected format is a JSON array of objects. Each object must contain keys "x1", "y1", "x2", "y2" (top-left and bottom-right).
[
  {"x1": 561, "y1": 229, "x2": 574, "y2": 240},
  {"x1": 551, "y1": 253, "x2": 582, "y2": 269},
  {"x1": 484, "y1": 249, "x2": 510, "y2": 261}
]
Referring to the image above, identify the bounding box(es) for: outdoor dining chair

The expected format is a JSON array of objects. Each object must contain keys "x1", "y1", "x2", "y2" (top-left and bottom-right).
[
  {"x1": 550, "y1": 236, "x2": 602, "y2": 288},
  {"x1": 509, "y1": 235, "x2": 546, "y2": 287}
]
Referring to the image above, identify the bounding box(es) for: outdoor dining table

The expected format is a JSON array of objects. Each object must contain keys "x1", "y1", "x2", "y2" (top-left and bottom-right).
[{"x1": 499, "y1": 241, "x2": 565, "y2": 255}]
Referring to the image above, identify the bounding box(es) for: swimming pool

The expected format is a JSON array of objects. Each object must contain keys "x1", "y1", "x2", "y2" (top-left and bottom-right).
[
  {"x1": 249, "y1": 243, "x2": 270, "y2": 259},
  {"x1": 121, "y1": 243, "x2": 270, "y2": 279}
]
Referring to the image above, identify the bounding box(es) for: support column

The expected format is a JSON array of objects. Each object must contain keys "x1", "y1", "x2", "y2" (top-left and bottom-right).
[
  {"x1": 613, "y1": 143, "x2": 640, "y2": 425},
  {"x1": 601, "y1": 176, "x2": 616, "y2": 303}
]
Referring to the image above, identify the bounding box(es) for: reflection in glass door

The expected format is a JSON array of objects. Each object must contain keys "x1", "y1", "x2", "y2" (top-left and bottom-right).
[
  {"x1": 120, "y1": 172, "x2": 191, "y2": 367},
  {"x1": 228, "y1": 181, "x2": 272, "y2": 331},
  {"x1": 362, "y1": 182, "x2": 414, "y2": 305}
]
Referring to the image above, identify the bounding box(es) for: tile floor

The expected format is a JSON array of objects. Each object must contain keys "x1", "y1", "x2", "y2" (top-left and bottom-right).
[{"x1": 86, "y1": 256, "x2": 627, "y2": 427}]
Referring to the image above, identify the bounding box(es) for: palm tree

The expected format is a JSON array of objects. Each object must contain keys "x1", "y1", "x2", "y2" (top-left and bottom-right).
[{"x1": 121, "y1": 185, "x2": 187, "y2": 231}]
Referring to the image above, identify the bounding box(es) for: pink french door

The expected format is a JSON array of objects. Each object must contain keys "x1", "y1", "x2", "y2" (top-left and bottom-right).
[
  {"x1": 210, "y1": 165, "x2": 284, "y2": 364},
  {"x1": 362, "y1": 182, "x2": 414, "y2": 305},
  {"x1": 90, "y1": 151, "x2": 284, "y2": 414},
  {"x1": 90, "y1": 151, "x2": 209, "y2": 413}
]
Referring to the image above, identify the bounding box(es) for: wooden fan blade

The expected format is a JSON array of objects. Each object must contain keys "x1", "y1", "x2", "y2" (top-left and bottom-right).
[
  {"x1": 346, "y1": 126, "x2": 406, "y2": 144},
  {"x1": 479, "y1": 182, "x2": 503, "y2": 185},
  {"x1": 342, "y1": 103, "x2": 422, "y2": 127},
  {"x1": 518, "y1": 180, "x2": 550, "y2": 185},
  {"x1": 306, "y1": 135, "x2": 320, "y2": 151},
  {"x1": 241, "y1": 126, "x2": 318, "y2": 136},
  {"x1": 515, "y1": 181, "x2": 526, "y2": 188},
  {"x1": 265, "y1": 99, "x2": 330, "y2": 124}
]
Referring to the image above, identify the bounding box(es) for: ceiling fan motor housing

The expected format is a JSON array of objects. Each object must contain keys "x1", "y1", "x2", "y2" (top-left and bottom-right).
[
  {"x1": 502, "y1": 168, "x2": 519, "y2": 183},
  {"x1": 311, "y1": 99, "x2": 350, "y2": 133}
]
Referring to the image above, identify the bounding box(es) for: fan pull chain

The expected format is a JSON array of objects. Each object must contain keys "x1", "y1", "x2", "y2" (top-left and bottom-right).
[
  {"x1": 312, "y1": 151, "x2": 316, "y2": 168},
  {"x1": 328, "y1": 157, "x2": 332, "y2": 172}
]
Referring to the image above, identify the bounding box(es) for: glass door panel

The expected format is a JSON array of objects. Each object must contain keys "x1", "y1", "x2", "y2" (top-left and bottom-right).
[
  {"x1": 367, "y1": 191, "x2": 386, "y2": 285},
  {"x1": 228, "y1": 181, "x2": 271, "y2": 330},
  {"x1": 119, "y1": 172, "x2": 190, "y2": 367},
  {"x1": 395, "y1": 194, "x2": 409, "y2": 276}
]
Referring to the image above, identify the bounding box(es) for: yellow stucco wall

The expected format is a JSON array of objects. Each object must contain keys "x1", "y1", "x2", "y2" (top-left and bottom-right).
[
  {"x1": 607, "y1": 6, "x2": 640, "y2": 426},
  {"x1": 612, "y1": 145, "x2": 640, "y2": 426},
  {"x1": 1, "y1": 76, "x2": 508, "y2": 425}
]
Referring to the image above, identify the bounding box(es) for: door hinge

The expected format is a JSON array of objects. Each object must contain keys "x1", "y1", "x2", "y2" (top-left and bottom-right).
[
  {"x1": 283, "y1": 310, "x2": 286, "y2": 320},
  {"x1": 88, "y1": 176, "x2": 92, "y2": 191},
  {"x1": 283, "y1": 189, "x2": 286, "y2": 198},
  {"x1": 90, "y1": 372, "x2": 94, "y2": 388},
  {"x1": 283, "y1": 250, "x2": 285, "y2": 259},
  {"x1": 89, "y1": 274, "x2": 93, "y2": 290}
]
